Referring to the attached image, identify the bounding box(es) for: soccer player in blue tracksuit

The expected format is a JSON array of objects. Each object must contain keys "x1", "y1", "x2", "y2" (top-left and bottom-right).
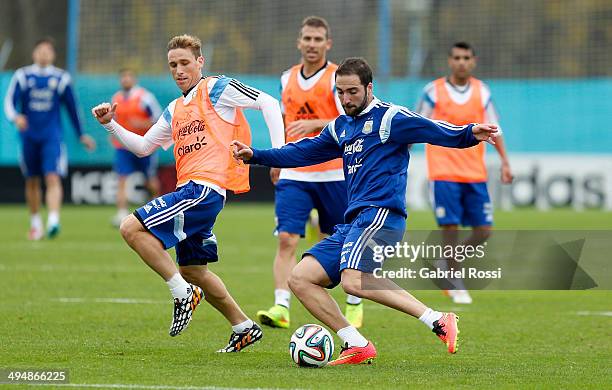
[
  {"x1": 233, "y1": 57, "x2": 498, "y2": 365},
  {"x1": 3, "y1": 38, "x2": 96, "y2": 240}
]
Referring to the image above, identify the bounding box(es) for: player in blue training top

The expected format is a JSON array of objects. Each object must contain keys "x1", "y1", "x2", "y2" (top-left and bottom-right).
[
  {"x1": 4, "y1": 37, "x2": 96, "y2": 240},
  {"x1": 232, "y1": 57, "x2": 498, "y2": 365}
]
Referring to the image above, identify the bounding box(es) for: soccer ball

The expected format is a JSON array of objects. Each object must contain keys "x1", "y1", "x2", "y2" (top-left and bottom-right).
[{"x1": 289, "y1": 324, "x2": 334, "y2": 368}]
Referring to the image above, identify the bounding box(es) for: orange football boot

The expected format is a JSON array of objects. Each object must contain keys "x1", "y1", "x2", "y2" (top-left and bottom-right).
[
  {"x1": 328, "y1": 341, "x2": 377, "y2": 366},
  {"x1": 432, "y1": 312, "x2": 459, "y2": 354}
]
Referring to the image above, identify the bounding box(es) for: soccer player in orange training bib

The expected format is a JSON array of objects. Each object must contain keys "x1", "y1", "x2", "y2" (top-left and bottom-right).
[
  {"x1": 256, "y1": 16, "x2": 365, "y2": 330},
  {"x1": 110, "y1": 68, "x2": 162, "y2": 227},
  {"x1": 416, "y1": 42, "x2": 513, "y2": 304},
  {"x1": 92, "y1": 35, "x2": 285, "y2": 352}
]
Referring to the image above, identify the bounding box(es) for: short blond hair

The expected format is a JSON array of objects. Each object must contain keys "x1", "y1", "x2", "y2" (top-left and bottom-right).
[{"x1": 167, "y1": 34, "x2": 202, "y2": 58}]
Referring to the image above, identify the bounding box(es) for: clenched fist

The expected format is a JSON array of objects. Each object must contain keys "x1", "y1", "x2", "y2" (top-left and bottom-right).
[{"x1": 91, "y1": 102, "x2": 118, "y2": 125}]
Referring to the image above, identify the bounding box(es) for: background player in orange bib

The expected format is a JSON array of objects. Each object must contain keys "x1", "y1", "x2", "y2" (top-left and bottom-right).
[
  {"x1": 256, "y1": 16, "x2": 364, "y2": 330},
  {"x1": 110, "y1": 68, "x2": 162, "y2": 227},
  {"x1": 416, "y1": 42, "x2": 513, "y2": 304},
  {"x1": 92, "y1": 34, "x2": 284, "y2": 352}
]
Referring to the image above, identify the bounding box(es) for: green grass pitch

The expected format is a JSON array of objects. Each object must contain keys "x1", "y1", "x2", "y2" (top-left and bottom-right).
[{"x1": 1, "y1": 205, "x2": 611, "y2": 389}]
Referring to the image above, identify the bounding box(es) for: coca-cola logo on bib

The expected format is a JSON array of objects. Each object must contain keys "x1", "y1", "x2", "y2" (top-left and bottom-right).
[{"x1": 177, "y1": 120, "x2": 206, "y2": 140}]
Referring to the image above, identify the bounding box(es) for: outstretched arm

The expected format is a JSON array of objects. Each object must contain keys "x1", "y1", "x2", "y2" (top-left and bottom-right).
[
  {"x1": 233, "y1": 125, "x2": 342, "y2": 168},
  {"x1": 387, "y1": 108, "x2": 497, "y2": 147},
  {"x1": 92, "y1": 102, "x2": 172, "y2": 157}
]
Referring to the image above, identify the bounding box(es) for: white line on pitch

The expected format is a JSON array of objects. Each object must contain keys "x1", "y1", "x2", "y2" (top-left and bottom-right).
[
  {"x1": 575, "y1": 311, "x2": 612, "y2": 316},
  {"x1": 27, "y1": 383, "x2": 303, "y2": 390},
  {"x1": 1, "y1": 264, "x2": 143, "y2": 273},
  {"x1": 54, "y1": 297, "x2": 167, "y2": 305}
]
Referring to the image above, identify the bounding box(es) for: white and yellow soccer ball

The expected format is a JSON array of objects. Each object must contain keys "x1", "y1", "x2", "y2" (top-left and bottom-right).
[{"x1": 289, "y1": 324, "x2": 334, "y2": 368}]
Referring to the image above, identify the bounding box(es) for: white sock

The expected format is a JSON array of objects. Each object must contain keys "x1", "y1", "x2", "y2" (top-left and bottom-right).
[
  {"x1": 232, "y1": 319, "x2": 254, "y2": 334},
  {"x1": 337, "y1": 326, "x2": 368, "y2": 347},
  {"x1": 47, "y1": 211, "x2": 59, "y2": 227},
  {"x1": 166, "y1": 273, "x2": 192, "y2": 300},
  {"x1": 346, "y1": 294, "x2": 362, "y2": 305},
  {"x1": 31, "y1": 213, "x2": 43, "y2": 229},
  {"x1": 419, "y1": 308, "x2": 443, "y2": 330},
  {"x1": 274, "y1": 289, "x2": 291, "y2": 308}
]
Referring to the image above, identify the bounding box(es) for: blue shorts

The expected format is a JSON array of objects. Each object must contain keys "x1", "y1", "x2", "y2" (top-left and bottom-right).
[
  {"x1": 133, "y1": 181, "x2": 224, "y2": 266},
  {"x1": 114, "y1": 148, "x2": 157, "y2": 178},
  {"x1": 275, "y1": 179, "x2": 347, "y2": 236},
  {"x1": 305, "y1": 207, "x2": 406, "y2": 288},
  {"x1": 430, "y1": 180, "x2": 493, "y2": 227},
  {"x1": 20, "y1": 138, "x2": 66, "y2": 178}
]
